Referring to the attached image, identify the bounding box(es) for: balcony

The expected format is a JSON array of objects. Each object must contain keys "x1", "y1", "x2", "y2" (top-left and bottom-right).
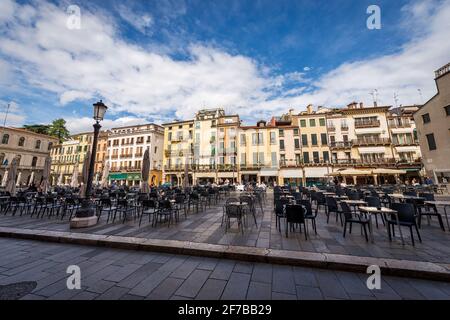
[
  {"x1": 110, "y1": 166, "x2": 141, "y2": 173},
  {"x1": 329, "y1": 141, "x2": 353, "y2": 149},
  {"x1": 341, "y1": 125, "x2": 349, "y2": 131},
  {"x1": 279, "y1": 159, "x2": 330, "y2": 168},
  {"x1": 121, "y1": 142, "x2": 134, "y2": 146},
  {"x1": 327, "y1": 126, "x2": 336, "y2": 132},
  {"x1": 392, "y1": 140, "x2": 419, "y2": 146},
  {"x1": 388, "y1": 122, "x2": 411, "y2": 129},
  {"x1": 111, "y1": 155, "x2": 119, "y2": 159},
  {"x1": 352, "y1": 138, "x2": 391, "y2": 146},
  {"x1": 354, "y1": 120, "x2": 380, "y2": 129},
  {"x1": 135, "y1": 153, "x2": 143, "y2": 157},
  {"x1": 136, "y1": 140, "x2": 145, "y2": 145},
  {"x1": 120, "y1": 154, "x2": 133, "y2": 159}
]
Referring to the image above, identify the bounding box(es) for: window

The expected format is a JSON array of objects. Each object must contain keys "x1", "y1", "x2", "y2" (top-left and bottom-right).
[
  {"x1": 422, "y1": 113, "x2": 431, "y2": 124},
  {"x1": 279, "y1": 129, "x2": 284, "y2": 137},
  {"x1": 445, "y1": 105, "x2": 450, "y2": 116},
  {"x1": 271, "y1": 152, "x2": 277, "y2": 167},
  {"x1": 280, "y1": 140, "x2": 285, "y2": 150},
  {"x1": 31, "y1": 157, "x2": 38, "y2": 167},
  {"x1": 321, "y1": 133, "x2": 328, "y2": 145},
  {"x1": 18, "y1": 137, "x2": 25, "y2": 147},
  {"x1": 309, "y1": 119, "x2": 316, "y2": 127},
  {"x1": 343, "y1": 135, "x2": 348, "y2": 142},
  {"x1": 270, "y1": 132, "x2": 276, "y2": 144},
  {"x1": 295, "y1": 154, "x2": 301, "y2": 165},
  {"x1": 311, "y1": 134, "x2": 318, "y2": 146},
  {"x1": 319, "y1": 118, "x2": 326, "y2": 126},
  {"x1": 323, "y1": 151, "x2": 330, "y2": 163},
  {"x1": 2, "y1": 134, "x2": 9, "y2": 144},
  {"x1": 240, "y1": 134, "x2": 246, "y2": 146},
  {"x1": 195, "y1": 122, "x2": 200, "y2": 129},
  {"x1": 35, "y1": 140, "x2": 41, "y2": 149},
  {"x1": 168, "y1": 132, "x2": 172, "y2": 141},
  {"x1": 280, "y1": 154, "x2": 286, "y2": 165},
  {"x1": 300, "y1": 119, "x2": 306, "y2": 127},
  {"x1": 252, "y1": 133, "x2": 264, "y2": 145},
  {"x1": 313, "y1": 152, "x2": 320, "y2": 163},
  {"x1": 294, "y1": 139, "x2": 300, "y2": 149},
  {"x1": 426, "y1": 133, "x2": 437, "y2": 151},
  {"x1": 301, "y1": 134, "x2": 308, "y2": 146},
  {"x1": 293, "y1": 128, "x2": 299, "y2": 136},
  {"x1": 303, "y1": 152, "x2": 310, "y2": 164},
  {"x1": 0, "y1": 153, "x2": 5, "y2": 165},
  {"x1": 241, "y1": 153, "x2": 246, "y2": 165}
]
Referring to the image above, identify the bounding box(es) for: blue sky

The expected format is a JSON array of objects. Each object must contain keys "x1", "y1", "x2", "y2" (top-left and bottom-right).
[{"x1": 0, "y1": 0, "x2": 449, "y2": 133}]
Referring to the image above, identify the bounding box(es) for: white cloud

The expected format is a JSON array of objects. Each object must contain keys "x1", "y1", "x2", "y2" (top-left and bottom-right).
[
  {"x1": 303, "y1": 67, "x2": 311, "y2": 72},
  {"x1": 0, "y1": 101, "x2": 26, "y2": 127},
  {"x1": 115, "y1": 4, "x2": 154, "y2": 34},
  {"x1": 65, "y1": 115, "x2": 152, "y2": 134},
  {"x1": 0, "y1": 0, "x2": 449, "y2": 133}
]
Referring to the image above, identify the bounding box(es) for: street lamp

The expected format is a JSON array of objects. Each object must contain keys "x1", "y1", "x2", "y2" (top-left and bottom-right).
[{"x1": 75, "y1": 100, "x2": 107, "y2": 218}]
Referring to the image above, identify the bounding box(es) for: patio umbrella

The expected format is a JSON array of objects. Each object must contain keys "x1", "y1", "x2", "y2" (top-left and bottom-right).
[
  {"x1": 101, "y1": 162, "x2": 109, "y2": 188},
  {"x1": 39, "y1": 156, "x2": 51, "y2": 193},
  {"x1": 70, "y1": 165, "x2": 79, "y2": 188},
  {"x1": 371, "y1": 168, "x2": 407, "y2": 175},
  {"x1": 79, "y1": 151, "x2": 91, "y2": 198},
  {"x1": 28, "y1": 171, "x2": 35, "y2": 186},
  {"x1": 16, "y1": 172, "x2": 22, "y2": 187},
  {"x1": 140, "y1": 149, "x2": 150, "y2": 193},
  {"x1": 57, "y1": 172, "x2": 64, "y2": 186},
  {"x1": 183, "y1": 153, "x2": 189, "y2": 190},
  {"x1": 1, "y1": 170, "x2": 8, "y2": 187},
  {"x1": 5, "y1": 157, "x2": 18, "y2": 195}
]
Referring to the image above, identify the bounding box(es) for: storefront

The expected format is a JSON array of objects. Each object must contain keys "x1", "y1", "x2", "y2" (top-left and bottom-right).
[{"x1": 109, "y1": 172, "x2": 142, "y2": 186}]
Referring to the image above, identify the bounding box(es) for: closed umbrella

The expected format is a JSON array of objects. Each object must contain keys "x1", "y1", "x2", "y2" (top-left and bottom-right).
[
  {"x1": 5, "y1": 157, "x2": 18, "y2": 195},
  {"x1": 39, "y1": 156, "x2": 51, "y2": 193},
  {"x1": 57, "y1": 172, "x2": 64, "y2": 186},
  {"x1": 70, "y1": 165, "x2": 79, "y2": 188},
  {"x1": 2, "y1": 170, "x2": 8, "y2": 187},
  {"x1": 28, "y1": 171, "x2": 35, "y2": 186},
  {"x1": 101, "y1": 162, "x2": 109, "y2": 188},
  {"x1": 79, "y1": 151, "x2": 91, "y2": 198},
  {"x1": 140, "y1": 149, "x2": 150, "y2": 193},
  {"x1": 16, "y1": 172, "x2": 22, "y2": 187},
  {"x1": 183, "y1": 153, "x2": 189, "y2": 190}
]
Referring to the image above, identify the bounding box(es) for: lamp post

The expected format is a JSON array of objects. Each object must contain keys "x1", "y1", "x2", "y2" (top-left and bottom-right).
[{"x1": 75, "y1": 100, "x2": 108, "y2": 218}]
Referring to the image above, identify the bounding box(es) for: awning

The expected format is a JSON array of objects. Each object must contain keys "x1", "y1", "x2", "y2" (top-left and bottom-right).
[
  {"x1": 358, "y1": 147, "x2": 387, "y2": 154},
  {"x1": 326, "y1": 169, "x2": 372, "y2": 176},
  {"x1": 355, "y1": 128, "x2": 383, "y2": 135},
  {"x1": 395, "y1": 146, "x2": 420, "y2": 153},
  {"x1": 260, "y1": 168, "x2": 279, "y2": 177},
  {"x1": 305, "y1": 167, "x2": 331, "y2": 178},
  {"x1": 280, "y1": 169, "x2": 303, "y2": 178},
  {"x1": 108, "y1": 173, "x2": 141, "y2": 180}
]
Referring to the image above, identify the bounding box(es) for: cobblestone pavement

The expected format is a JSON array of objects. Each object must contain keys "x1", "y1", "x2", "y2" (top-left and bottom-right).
[
  {"x1": 0, "y1": 192, "x2": 449, "y2": 263},
  {"x1": 1, "y1": 238, "x2": 449, "y2": 300}
]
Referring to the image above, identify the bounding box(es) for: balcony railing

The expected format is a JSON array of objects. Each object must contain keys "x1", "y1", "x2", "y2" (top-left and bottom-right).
[
  {"x1": 110, "y1": 166, "x2": 142, "y2": 172},
  {"x1": 111, "y1": 155, "x2": 119, "y2": 159},
  {"x1": 120, "y1": 154, "x2": 133, "y2": 159},
  {"x1": 354, "y1": 120, "x2": 380, "y2": 128},
  {"x1": 388, "y1": 122, "x2": 411, "y2": 129},
  {"x1": 329, "y1": 141, "x2": 353, "y2": 149},
  {"x1": 392, "y1": 140, "x2": 419, "y2": 146},
  {"x1": 327, "y1": 126, "x2": 336, "y2": 132},
  {"x1": 341, "y1": 125, "x2": 349, "y2": 131},
  {"x1": 352, "y1": 138, "x2": 391, "y2": 146}
]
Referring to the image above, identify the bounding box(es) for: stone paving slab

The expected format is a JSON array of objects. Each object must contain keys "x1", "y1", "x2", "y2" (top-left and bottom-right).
[{"x1": 1, "y1": 225, "x2": 450, "y2": 282}]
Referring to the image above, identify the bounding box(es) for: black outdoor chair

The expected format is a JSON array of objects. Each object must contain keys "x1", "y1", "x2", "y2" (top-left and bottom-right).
[
  {"x1": 240, "y1": 195, "x2": 257, "y2": 227},
  {"x1": 224, "y1": 204, "x2": 244, "y2": 234},
  {"x1": 61, "y1": 197, "x2": 81, "y2": 221},
  {"x1": 285, "y1": 204, "x2": 308, "y2": 240},
  {"x1": 314, "y1": 192, "x2": 327, "y2": 215},
  {"x1": 139, "y1": 199, "x2": 158, "y2": 227},
  {"x1": 325, "y1": 196, "x2": 342, "y2": 225},
  {"x1": 417, "y1": 193, "x2": 445, "y2": 231},
  {"x1": 299, "y1": 199, "x2": 317, "y2": 235},
  {"x1": 341, "y1": 201, "x2": 370, "y2": 242},
  {"x1": 387, "y1": 203, "x2": 422, "y2": 246},
  {"x1": 274, "y1": 198, "x2": 290, "y2": 232},
  {"x1": 154, "y1": 200, "x2": 175, "y2": 227},
  {"x1": 364, "y1": 196, "x2": 385, "y2": 228}
]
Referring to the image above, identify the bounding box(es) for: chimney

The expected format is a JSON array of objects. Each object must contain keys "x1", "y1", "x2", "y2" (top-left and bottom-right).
[
  {"x1": 374, "y1": 101, "x2": 378, "y2": 107},
  {"x1": 288, "y1": 108, "x2": 294, "y2": 116},
  {"x1": 347, "y1": 102, "x2": 358, "y2": 109},
  {"x1": 306, "y1": 104, "x2": 313, "y2": 114},
  {"x1": 359, "y1": 102, "x2": 364, "y2": 109}
]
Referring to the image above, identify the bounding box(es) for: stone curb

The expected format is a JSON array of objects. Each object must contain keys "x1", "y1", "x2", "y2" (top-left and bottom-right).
[{"x1": 1, "y1": 226, "x2": 449, "y2": 282}]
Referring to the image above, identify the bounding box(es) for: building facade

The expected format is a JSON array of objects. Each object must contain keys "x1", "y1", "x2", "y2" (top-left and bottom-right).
[
  {"x1": 1, "y1": 127, "x2": 57, "y2": 187},
  {"x1": 50, "y1": 132, "x2": 94, "y2": 186},
  {"x1": 162, "y1": 104, "x2": 423, "y2": 187},
  {"x1": 414, "y1": 62, "x2": 450, "y2": 184},
  {"x1": 107, "y1": 124, "x2": 164, "y2": 186}
]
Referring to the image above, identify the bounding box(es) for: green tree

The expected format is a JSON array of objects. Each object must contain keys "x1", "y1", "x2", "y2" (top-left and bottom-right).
[
  {"x1": 23, "y1": 124, "x2": 50, "y2": 135},
  {"x1": 47, "y1": 119, "x2": 70, "y2": 143}
]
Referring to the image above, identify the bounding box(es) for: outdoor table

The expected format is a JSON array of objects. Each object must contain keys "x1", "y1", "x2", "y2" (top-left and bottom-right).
[
  {"x1": 425, "y1": 201, "x2": 450, "y2": 230},
  {"x1": 388, "y1": 194, "x2": 425, "y2": 201},
  {"x1": 342, "y1": 200, "x2": 367, "y2": 214},
  {"x1": 358, "y1": 206, "x2": 403, "y2": 244},
  {"x1": 322, "y1": 192, "x2": 336, "y2": 196}
]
